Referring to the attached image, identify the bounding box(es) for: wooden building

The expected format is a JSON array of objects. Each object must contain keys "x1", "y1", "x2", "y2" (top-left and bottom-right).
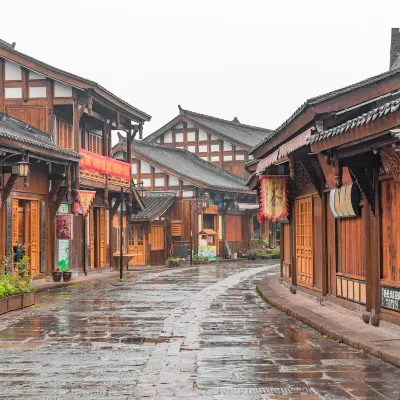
[
  {"x1": 0, "y1": 39, "x2": 151, "y2": 276},
  {"x1": 0, "y1": 113, "x2": 80, "y2": 276},
  {"x1": 113, "y1": 138, "x2": 257, "y2": 266},
  {"x1": 249, "y1": 28, "x2": 400, "y2": 327},
  {"x1": 142, "y1": 106, "x2": 272, "y2": 179}
]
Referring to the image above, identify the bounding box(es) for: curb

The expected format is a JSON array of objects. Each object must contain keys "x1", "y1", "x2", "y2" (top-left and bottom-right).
[{"x1": 256, "y1": 275, "x2": 400, "y2": 368}]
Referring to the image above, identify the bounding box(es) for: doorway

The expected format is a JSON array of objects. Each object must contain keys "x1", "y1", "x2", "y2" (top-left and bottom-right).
[
  {"x1": 295, "y1": 196, "x2": 313, "y2": 286},
  {"x1": 89, "y1": 207, "x2": 107, "y2": 268},
  {"x1": 128, "y1": 224, "x2": 146, "y2": 266},
  {"x1": 12, "y1": 198, "x2": 40, "y2": 276}
]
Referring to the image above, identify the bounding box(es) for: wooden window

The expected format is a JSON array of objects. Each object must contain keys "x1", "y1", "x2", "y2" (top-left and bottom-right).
[
  {"x1": 87, "y1": 131, "x2": 103, "y2": 155},
  {"x1": 138, "y1": 226, "x2": 144, "y2": 246},
  {"x1": 128, "y1": 225, "x2": 135, "y2": 246},
  {"x1": 171, "y1": 220, "x2": 183, "y2": 237},
  {"x1": 58, "y1": 120, "x2": 73, "y2": 149},
  {"x1": 150, "y1": 226, "x2": 164, "y2": 250},
  {"x1": 296, "y1": 196, "x2": 313, "y2": 286}
]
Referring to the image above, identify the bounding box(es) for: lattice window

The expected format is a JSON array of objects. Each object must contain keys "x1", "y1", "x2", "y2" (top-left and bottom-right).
[
  {"x1": 138, "y1": 226, "x2": 144, "y2": 246},
  {"x1": 58, "y1": 120, "x2": 73, "y2": 149},
  {"x1": 150, "y1": 226, "x2": 164, "y2": 250},
  {"x1": 128, "y1": 225, "x2": 135, "y2": 246},
  {"x1": 87, "y1": 131, "x2": 103, "y2": 155}
]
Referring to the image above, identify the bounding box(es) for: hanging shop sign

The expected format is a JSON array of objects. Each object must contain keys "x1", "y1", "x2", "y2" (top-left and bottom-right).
[
  {"x1": 259, "y1": 176, "x2": 289, "y2": 222},
  {"x1": 77, "y1": 190, "x2": 96, "y2": 217},
  {"x1": 329, "y1": 183, "x2": 360, "y2": 218},
  {"x1": 79, "y1": 148, "x2": 130, "y2": 179},
  {"x1": 381, "y1": 285, "x2": 400, "y2": 312},
  {"x1": 56, "y1": 213, "x2": 73, "y2": 240}
]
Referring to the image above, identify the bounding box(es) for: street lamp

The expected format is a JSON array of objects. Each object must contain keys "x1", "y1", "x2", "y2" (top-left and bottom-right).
[{"x1": 11, "y1": 159, "x2": 30, "y2": 177}]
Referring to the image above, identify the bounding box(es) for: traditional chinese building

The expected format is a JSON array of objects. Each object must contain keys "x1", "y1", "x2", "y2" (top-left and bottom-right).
[
  {"x1": 113, "y1": 138, "x2": 257, "y2": 266},
  {"x1": 142, "y1": 106, "x2": 272, "y2": 179},
  {"x1": 0, "y1": 39, "x2": 150, "y2": 276},
  {"x1": 249, "y1": 28, "x2": 400, "y2": 327}
]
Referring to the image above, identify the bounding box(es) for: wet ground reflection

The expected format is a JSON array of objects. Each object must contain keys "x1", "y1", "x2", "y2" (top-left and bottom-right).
[{"x1": 0, "y1": 262, "x2": 398, "y2": 399}]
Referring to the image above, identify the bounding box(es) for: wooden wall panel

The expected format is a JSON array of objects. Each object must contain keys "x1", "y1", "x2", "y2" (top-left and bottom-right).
[
  {"x1": 295, "y1": 161, "x2": 312, "y2": 191},
  {"x1": 226, "y1": 215, "x2": 243, "y2": 241},
  {"x1": 381, "y1": 179, "x2": 400, "y2": 283},
  {"x1": 282, "y1": 223, "x2": 291, "y2": 265},
  {"x1": 6, "y1": 105, "x2": 48, "y2": 132},
  {"x1": 337, "y1": 207, "x2": 365, "y2": 278}
]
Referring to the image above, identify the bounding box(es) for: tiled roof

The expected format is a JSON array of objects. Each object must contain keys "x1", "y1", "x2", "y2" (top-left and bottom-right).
[
  {"x1": 144, "y1": 106, "x2": 272, "y2": 148},
  {"x1": 130, "y1": 191, "x2": 175, "y2": 220},
  {"x1": 307, "y1": 99, "x2": 400, "y2": 144},
  {"x1": 0, "y1": 40, "x2": 151, "y2": 121},
  {"x1": 0, "y1": 113, "x2": 81, "y2": 159},
  {"x1": 131, "y1": 140, "x2": 250, "y2": 192},
  {"x1": 251, "y1": 66, "x2": 400, "y2": 154},
  {"x1": 393, "y1": 56, "x2": 400, "y2": 70}
]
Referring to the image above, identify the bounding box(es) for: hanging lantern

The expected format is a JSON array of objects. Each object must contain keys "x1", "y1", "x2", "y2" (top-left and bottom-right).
[
  {"x1": 11, "y1": 160, "x2": 30, "y2": 177},
  {"x1": 71, "y1": 201, "x2": 80, "y2": 215}
]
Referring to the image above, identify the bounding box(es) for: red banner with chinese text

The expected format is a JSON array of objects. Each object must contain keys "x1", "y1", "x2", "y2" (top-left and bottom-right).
[
  {"x1": 79, "y1": 149, "x2": 130, "y2": 179},
  {"x1": 77, "y1": 190, "x2": 96, "y2": 217},
  {"x1": 259, "y1": 176, "x2": 289, "y2": 222}
]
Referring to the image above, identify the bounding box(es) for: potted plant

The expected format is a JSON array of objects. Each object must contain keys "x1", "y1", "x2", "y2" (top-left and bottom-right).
[
  {"x1": 58, "y1": 258, "x2": 72, "y2": 282},
  {"x1": 168, "y1": 257, "x2": 180, "y2": 268},
  {"x1": 202, "y1": 256, "x2": 209, "y2": 264},
  {"x1": 52, "y1": 268, "x2": 62, "y2": 282},
  {"x1": 193, "y1": 255, "x2": 201, "y2": 265}
]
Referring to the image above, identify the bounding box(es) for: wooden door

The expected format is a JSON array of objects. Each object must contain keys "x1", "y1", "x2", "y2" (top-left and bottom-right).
[
  {"x1": 296, "y1": 196, "x2": 313, "y2": 286},
  {"x1": 96, "y1": 208, "x2": 106, "y2": 267},
  {"x1": 89, "y1": 208, "x2": 95, "y2": 268},
  {"x1": 29, "y1": 200, "x2": 40, "y2": 276},
  {"x1": 128, "y1": 224, "x2": 146, "y2": 266}
]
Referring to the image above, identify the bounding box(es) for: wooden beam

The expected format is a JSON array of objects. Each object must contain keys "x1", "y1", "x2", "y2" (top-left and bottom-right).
[
  {"x1": 21, "y1": 67, "x2": 29, "y2": 102},
  {"x1": 110, "y1": 198, "x2": 121, "y2": 218},
  {"x1": 347, "y1": 164, "x2": 375, "y2": 214},
  {"x1": 78, "y1": 102, "x2": 88, "y2": 120},
  {"x1": 1, "y1": 174, "x2": 17, "y2": 207},
  {"x1": 300, "y1": 157, "x2": 322, "y2": 197}
]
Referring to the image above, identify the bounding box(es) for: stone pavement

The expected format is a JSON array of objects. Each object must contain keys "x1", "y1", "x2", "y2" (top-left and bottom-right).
[
  {"x1": 257, "y1": 274, "x2": 400, "y2": 368},
  {"x1": 0, "y1": 261, "x2": 399, "y2": 399}
]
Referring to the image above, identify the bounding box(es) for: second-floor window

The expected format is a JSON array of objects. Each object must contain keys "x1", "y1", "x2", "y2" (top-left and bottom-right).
[
  {"x1": 58, "y1": 120, "x2": 73, "y2": 149},
  {"x1": 86, "y1": 130, "x2": 103, "y2": 155}
]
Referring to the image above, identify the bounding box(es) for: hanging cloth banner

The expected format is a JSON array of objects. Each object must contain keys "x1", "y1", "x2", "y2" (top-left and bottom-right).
[
  {"x1": 77, "y1": 190, "x2": 96, "y2": 217},
  {"x1": 259, "y1": 176, "x2": 289, "y2": 222}
]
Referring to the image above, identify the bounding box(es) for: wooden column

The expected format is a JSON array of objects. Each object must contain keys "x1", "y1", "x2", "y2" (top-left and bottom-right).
[
  {"x1": 0, "y1": 58, "x2": 5, "y2": 113},
  {"x1": 290, "y1": 178, "x2": 297, "y2": 294},
  {"x1": 103, "y1": 120, "x2": 109, "y2": 157},
  {"x1": 72, "y1": 91, "x2": 80, "y2": 190},
  {"x1": 280, "y1": 221, "x2": 284, "y2": 279},
  {"x1": 321, "y1": 179, "x2": 328, "y2": 297},
  {"x1": 362, "y1": 201, "x2": 372, "y2": 323},
  {"x1": 371, "y1": 163, "x2": 381, "y2": 326},
  {"x1": 46, "y1": 79, "x2": 54, "y2": 135}
]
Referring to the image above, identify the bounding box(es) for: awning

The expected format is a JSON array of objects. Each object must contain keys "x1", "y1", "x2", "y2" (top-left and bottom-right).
[
  {"x1": 256, "y1": 129, "x2": 312, "y2": 175},
  {"x1": 237, "y1": 203, "x2": 260, "y2": 211}
]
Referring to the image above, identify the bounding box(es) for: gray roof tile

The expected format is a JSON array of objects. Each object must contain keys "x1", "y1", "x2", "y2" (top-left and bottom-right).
[
  {"x1": 131, "y1": 140, "x2": 250, "y2": 192},
  {"x1": 130, "y1": 191, "x2": 175, "y2": 220},
  {"x1": 306, "y1": 99, "x2": 400, "y2": 144},
  {"x1": 0, "y1": 113, "x2": 81, "y2": 159}
]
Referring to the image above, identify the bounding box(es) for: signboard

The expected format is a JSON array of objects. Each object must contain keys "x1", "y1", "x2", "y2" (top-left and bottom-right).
[
  {"x1": 381, "y1": 285, "x2": 400, "y2": 312},
  {"x1": 56, "y1": 214, "x2": 73, "y2": 240},
  {"x1": 79, "y1": 148, "x2": 130, "y2": 179},
  {"x1": 329, "y1": 183, "x2": 360, "y2": 218},
  {"x1": 198, "y1": 246, "x2": 217, "y2": 262},
  {"x1": 58, "y1": 239, "x2": 70, "y2": 271},
  {"x1": 259, "y1": 176, "x2": 289, "y2": 222},
  {"x1": 77, "y1": 190, "x2": 96, "y2": 217}
]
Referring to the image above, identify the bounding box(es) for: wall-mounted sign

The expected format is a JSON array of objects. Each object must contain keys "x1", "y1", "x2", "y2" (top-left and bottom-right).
[
  {"x1": 381, "y1": 285, "x2": 400, "y2": 312},
  {"x1": 259, "y1": 176, "x2": 289, "y2": 222},
  {"x1": 329, "y1": 183, "x2": 360, "y2": 218},
  {"x1": 56, "y1": 214, "x2": 73, "y2": 240}
]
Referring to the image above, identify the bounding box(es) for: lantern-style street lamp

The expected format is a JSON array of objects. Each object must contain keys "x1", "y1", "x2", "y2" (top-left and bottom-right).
[{"x1": 11, "y1": 159, "x2": 30, "y2": 177}]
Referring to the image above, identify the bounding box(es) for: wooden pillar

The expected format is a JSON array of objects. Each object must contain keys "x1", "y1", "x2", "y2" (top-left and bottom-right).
[
  {"x1": 362, "y1": 202, "x2": 372, "y2": 323},
  {"x1": 103, "y1": 120, "x2": 109, "y2": 157},
  {"x1": 290, "y1": 179, "x2": 297, "y2": 294},
  {"x1": 280, "y1": 221, "x2": 284, "y2": 279},
  {"x1": 0, "y1": 58, "x2": 5, "y2": 113},
  {"x1": 72, "y1": 91, "x2": 80, "y2": 190},
  {"x1": 321, "y1": 178, "x2": 328, "y2": 297},
  {"x1": 371, "y1": 163, "x2": 381, "y2": 326},
  {"x1": 47, "y1": 79, "x2": 54, "y2": 135}
]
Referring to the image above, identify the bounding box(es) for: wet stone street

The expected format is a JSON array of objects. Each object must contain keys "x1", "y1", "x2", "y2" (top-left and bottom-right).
[{"x1": 0, "y1": 262, "x2": 399, "y2": 399}]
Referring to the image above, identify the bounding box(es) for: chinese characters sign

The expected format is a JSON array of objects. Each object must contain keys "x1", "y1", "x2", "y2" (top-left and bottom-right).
[
  {"x1": 259, "y1": 176, "x2": 289, "y2": 222},
  {"x1": 381, "y1": 285, "x2": 400, "y2": 312},
  {"x1": 79, "y1": 148, "x2": 130, "y2": 179},
  {"x1": 77, "y1": 190, "x2": 96, "y2": 217}
]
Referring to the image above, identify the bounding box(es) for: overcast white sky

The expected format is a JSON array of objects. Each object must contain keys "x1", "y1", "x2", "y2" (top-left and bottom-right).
[{"x1": 2, "y1": 0, "x2": 400, "y2": 138}]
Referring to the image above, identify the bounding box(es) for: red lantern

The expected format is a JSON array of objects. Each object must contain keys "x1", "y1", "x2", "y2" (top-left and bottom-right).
[{"x1": 71, "y1": 201, "x2": 80, "y2": 215}]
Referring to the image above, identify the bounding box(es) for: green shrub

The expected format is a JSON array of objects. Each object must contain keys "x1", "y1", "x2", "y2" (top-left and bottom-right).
[{"x1": 0, "y1": 274, "x2": 35, "y2": 299}]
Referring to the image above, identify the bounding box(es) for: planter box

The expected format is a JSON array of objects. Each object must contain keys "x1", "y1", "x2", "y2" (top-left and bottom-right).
[
  {"x1": 0, "y1": 298, "x2": 7, "y2": 315},
  {"x1": 0, "y1": 293, "x2": 36, "y2": 316},
  {"x1": 22, "y1": 292, "x2": 35, "y2": 308},
  {"x1": 7, "y1": 294, "x2": 23, "y2": 312}
]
